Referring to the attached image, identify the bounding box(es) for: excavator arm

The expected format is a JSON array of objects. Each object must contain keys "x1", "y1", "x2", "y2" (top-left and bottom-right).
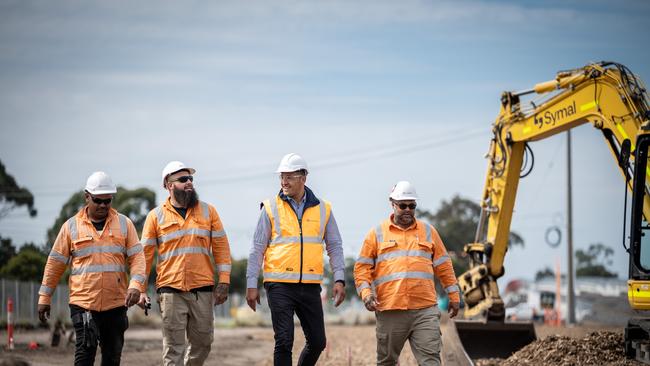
[
  {"x1": 460, "y1": 62, "x2": 650, "y2": 320},
  {"x1": 450, "y1": 62, "x2": 650, "y2": 362}
]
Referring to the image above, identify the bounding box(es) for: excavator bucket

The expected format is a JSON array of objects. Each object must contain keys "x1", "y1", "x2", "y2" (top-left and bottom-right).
[{"x1": 451, "y1": 320, "x2": 537, "y2": 361}]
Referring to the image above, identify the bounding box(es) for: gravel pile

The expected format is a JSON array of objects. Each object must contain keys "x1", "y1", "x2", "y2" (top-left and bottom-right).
[{"x1": 475, "y1": 331, "x2": 641, "y2": 366}]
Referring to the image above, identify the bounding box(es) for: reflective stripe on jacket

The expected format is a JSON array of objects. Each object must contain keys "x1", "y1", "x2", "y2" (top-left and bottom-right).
[
  {"x1": 353, "y1": 217, "x2": 460, "y2": 311},
  {"x1": 262, "y1": 194, "x2": 331, "y2": 284},
  {"x1": 38, "y1": 207, "x2": 146, "y2": 311},
  {"x1": 142, "y1": 198, "x2": 231, "y2": 291}
]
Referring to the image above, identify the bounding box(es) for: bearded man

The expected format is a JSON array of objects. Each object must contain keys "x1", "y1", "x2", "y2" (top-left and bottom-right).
[{"x1": 140, "y1": 161, "x2": 232, "y2": 366}]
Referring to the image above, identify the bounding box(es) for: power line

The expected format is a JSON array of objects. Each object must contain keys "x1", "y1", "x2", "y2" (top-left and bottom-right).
[{"x1": 201, "y1": 127, "x2": 488, "y2": 185}]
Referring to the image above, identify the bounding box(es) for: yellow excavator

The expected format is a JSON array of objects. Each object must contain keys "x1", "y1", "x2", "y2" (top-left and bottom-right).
[{"x1": 452, "y1": 61, "x2": 650, "y2": 363}]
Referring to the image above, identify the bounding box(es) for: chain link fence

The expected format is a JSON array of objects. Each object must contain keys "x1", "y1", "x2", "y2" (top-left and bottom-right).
[{"x1": 0, "y1": 278, "x2": 234, "y2": 326}]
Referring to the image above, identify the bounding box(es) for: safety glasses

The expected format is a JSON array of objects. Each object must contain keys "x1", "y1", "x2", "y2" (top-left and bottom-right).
[
  {"x1": 396, "y1": 203, "x2": 416, "y2": 210},
  {"x1": 279, "y1": 174, "x2": 304, "y2": 182},
  {"x1": 170, "y1": 175, "x2": 194, "y2": 183},
  {"x1": 90, "y1": 196, "x2": 112, "y2": 205}
]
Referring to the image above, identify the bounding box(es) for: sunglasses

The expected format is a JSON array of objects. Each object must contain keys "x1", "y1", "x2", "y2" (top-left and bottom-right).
[
  {"x1": 170, "y1": 175, "x2": 194, "y2": 183},
  {"x1": 395, "y1": 203, "x2": 417, "y2": 210},
  {"x1": 90, "y1": 195, "x2": 112, "y2": 205}
]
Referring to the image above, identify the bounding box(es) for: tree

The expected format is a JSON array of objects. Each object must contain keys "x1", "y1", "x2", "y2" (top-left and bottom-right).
[
  {"x1": 46, "y1": 187, "x2": 156, "y2": 248},
  {"x1": 575, "y1": 243, "x2": 617, "y2": 278},
  {"x1": 229, "y1": 258, "x2": 255, "y2": 295},
  {"x1": 0, "y1": 243, "x2": 47, "y2": 281},
  {"x1": 535, "y1": 267, "x2": 555, "y2": 281},
  {"x1": 416, "y1": 195, "x2": 524, "y2": 275},
  {"x1": 0, "y1": 159, "x2": 37, "y2": 219},
  {"x1": 0, "y1": 235, "x2": 17, "y2": 268},
  {"x1": 344, "y1": 257, "x2": 357, "y2": 300}
]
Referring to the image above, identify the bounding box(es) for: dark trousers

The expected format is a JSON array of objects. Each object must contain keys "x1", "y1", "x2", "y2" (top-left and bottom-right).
[
  {"x1": 70, "y1": 304, "x2": 129, "y2": 366},
  {"x1": 265, "y1": 282, "x2": 327, "y2": 366}
]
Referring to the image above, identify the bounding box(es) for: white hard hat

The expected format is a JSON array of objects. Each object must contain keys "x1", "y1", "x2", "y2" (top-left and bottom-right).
[
  {"x1": 276, "y1": 153, "x2": 308, "y2": 173},
  {"x1": 85, "y1": 171, "x2": 117, "y2": 195},
  {"x1": 389, "y1": 181, "x2": 418, "y2": 201},
  {"x1": 162, "y1": 161, "x2": 196, "y2": 187}
]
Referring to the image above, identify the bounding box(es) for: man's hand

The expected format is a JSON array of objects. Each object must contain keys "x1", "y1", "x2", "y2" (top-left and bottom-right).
[
  {"x1": 246, "y1": 288, "x2": 261, "y2": 312},
  {"x1": 213, "y1": 283, "x2": 229, "y2": 305},
  {"x1": 136, "y1": 293, "x2": 150, "y2": 309},
  {"x1": 125, "y1": 288, "x2": 141, "y2": 307},
  {"x1": 363, "y1": 294, "x2": 379, "y2": 312},
  {"x1": 38, "y1": 304, "x2": 50, "y2": 323},
  {"x1": 331, "y1": 281, "x2": 346, "y2": 307},
  {"x1": 448, "y1": 301, "x2": 460, "y2": 318}
]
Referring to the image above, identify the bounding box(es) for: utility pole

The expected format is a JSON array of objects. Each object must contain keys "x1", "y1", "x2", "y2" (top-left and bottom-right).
[{"x1": 566, "y1": 130, "x2": 576, "y2": 324}]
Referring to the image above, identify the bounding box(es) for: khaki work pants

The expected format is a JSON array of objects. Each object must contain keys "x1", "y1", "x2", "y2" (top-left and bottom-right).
[
  {"x1": 160, "y1": 291, "x2": 214, "y2": 366},
  {"x1": 375, "y1": 306, "x2": 442, "y2": 366}
]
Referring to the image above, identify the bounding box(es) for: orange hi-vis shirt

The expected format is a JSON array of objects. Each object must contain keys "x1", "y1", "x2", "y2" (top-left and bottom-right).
[
  {"x1": 38, "y1": 207, "x2": 146, "y2": 311},
  {"x1": 354, "y1": 217, "x2": 460, "y2": 311},
  {"x1": 141, "y1": 198, "x2": 231, "y2": 291}
]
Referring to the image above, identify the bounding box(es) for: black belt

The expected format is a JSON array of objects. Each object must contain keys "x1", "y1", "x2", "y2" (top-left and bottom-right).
[{"x1": 157, "y1": 285, "x2": 213, "y2": 294}]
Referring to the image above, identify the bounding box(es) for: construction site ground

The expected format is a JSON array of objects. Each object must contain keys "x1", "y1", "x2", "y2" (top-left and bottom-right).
[{"x1": 1, "y1": 320, "x2": 637, "y2": 365}]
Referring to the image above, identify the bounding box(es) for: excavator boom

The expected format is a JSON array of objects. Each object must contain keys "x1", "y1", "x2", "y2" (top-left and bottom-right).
[{"x1": 454, "y1": 62, "x2": 650, "y2": 362}]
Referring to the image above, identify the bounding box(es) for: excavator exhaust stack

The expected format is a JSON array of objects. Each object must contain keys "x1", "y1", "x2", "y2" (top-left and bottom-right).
[{"x1": 452, "y1": 319, "x2": 537, "y2": 360}]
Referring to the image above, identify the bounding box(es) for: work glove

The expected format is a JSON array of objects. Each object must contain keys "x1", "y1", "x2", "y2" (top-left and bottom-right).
[{"x1": 38, "y1": 304, "x2": 50, "y2": 323}]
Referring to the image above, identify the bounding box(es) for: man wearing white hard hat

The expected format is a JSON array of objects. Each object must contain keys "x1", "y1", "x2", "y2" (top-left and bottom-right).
[
  {"x1": 140, "y1": 161, "x2": 232, "y2": 366},
  {"x1": 354, "y1": 181, "x2": 460, "y2": 366},
  {"x1": 38, "y1": 171, "x2": 146, "y2": 366},
  {"x1": 246, "y1": 153, "x2": 346, "y2": 366}
]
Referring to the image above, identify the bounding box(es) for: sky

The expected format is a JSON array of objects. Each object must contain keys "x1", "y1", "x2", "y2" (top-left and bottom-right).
[{"x1": 1, "y1": 0, "x2": 649, "y2": 287}]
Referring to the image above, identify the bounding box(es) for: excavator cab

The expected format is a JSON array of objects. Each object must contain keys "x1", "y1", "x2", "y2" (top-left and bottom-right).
[
  {"x1": 628, "y1": 132, "x2": 650, "y2": 289},
  {"x1": 625, "y1": 132, "x2": 650, "y2": 362}
]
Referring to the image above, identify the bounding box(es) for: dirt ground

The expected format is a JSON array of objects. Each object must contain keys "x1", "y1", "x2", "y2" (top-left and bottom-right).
[{"x1": 0, "y1": 321, "x2": 634, "y2": 365}]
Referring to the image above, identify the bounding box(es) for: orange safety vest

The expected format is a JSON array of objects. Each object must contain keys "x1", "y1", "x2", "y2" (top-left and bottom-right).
[
  {"x1": 354, "y1": 217, "x2": 460, "y2": 311},
  {"x1": 262, "y1": 194, "x2": 331, "y2": 284},
  {"x1": 142, "y1": 198, "x2": 231, "y2": 291},
  {"x1": 38, "y1": 207, "x2": 145, "y2": 311}
]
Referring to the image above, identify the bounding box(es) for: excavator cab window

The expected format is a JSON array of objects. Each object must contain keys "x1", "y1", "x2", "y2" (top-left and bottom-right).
[
  {"x1": 630, "y1": 134, "x2": 650, "y2": 274},
  {"x1": 641, "y1": 221, "x2": 650, "y2": 270},
  {"x1": 639, "y1": 183, "x2": 650, "y2": 271}
]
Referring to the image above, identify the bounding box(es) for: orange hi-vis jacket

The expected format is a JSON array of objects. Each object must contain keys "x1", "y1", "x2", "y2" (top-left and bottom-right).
[
  {"x1": 141, "y1": 198, "x2": 231, "y2": 291},
  {"x1": 38, "y1": 207, "x2": 146, "y2": 311},
  {"x1": 262, "y1": 193, "x2": 332, "y2": 284},
  {"x1": 354, "y1": 217, "x2": 460, "y2": 311}
]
